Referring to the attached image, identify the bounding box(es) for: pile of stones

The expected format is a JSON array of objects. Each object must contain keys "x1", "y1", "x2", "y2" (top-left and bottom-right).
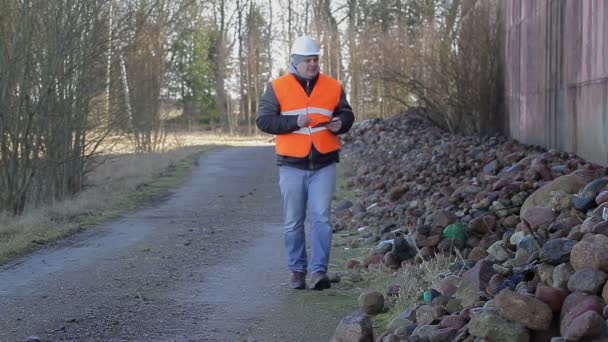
[{"x1": 332, "y1": 110, "x2": 608, "y2": 342}]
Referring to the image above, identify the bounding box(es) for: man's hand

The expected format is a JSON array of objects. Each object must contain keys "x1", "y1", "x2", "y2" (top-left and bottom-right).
[
  {"x1": 326, "y1": 119, "x2": 342, "y2": 133},
  {"x1": 297, "y1": 115, "x2": 311, "y2": 127}
]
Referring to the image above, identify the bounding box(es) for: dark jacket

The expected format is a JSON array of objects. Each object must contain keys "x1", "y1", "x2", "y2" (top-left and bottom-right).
[{"x1": 256, "y1": 72, "x2": 355, "y2": 170}]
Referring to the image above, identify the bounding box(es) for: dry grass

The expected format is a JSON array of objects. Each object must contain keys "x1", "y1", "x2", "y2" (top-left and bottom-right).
[
  {"x1": 366, "y1": 255, "x2": 453, "y2": 309},
  {"x1": 362, "y1": 255, "x2": 454, "y2": 333},
  {"x1": 0, "y1": 132, "x2": 271, "y2": 264}
]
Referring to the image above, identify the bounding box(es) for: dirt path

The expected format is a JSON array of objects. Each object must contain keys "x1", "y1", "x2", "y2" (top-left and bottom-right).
[{"x1": 0, "y1": 146, "x2": 356, "y2": 342}]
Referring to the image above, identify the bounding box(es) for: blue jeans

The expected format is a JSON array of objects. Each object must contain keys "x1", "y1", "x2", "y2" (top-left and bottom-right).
[{"x1": 279, "y1": 163, "x2": 336, "y2": 274}]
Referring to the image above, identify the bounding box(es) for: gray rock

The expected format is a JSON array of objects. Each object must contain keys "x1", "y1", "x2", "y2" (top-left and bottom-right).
[
  {"x1": 336, "y1": 199, "x2": 354, "y2": 211},
  {"x1": 386, "y1": 317, "x2": 414, "y2": 334},
  {"x1": 468, "y1": 309, "x2": 530, "y2": 342},
  {"x1": 358, "y1": 290, "x2": 384, "y2": 315},
  {"x1": 487, "y1": 240, "x2": 511, "y2": 262},
  {"x1": 540, "y1": 238, "x2": 577, "y2": 265},
  {"x1": 428, "y1": 327, "x2": 457, "y2": 342},
  {"x1": 567, "y1": 268, "x2": 607, "y2": 294},
  {"x1": 494, "y1": 289, "x2": 553, "y2": 331},
  {"x1": 328, "y1": 272, "x2": 342, "y2": 283},
  {"x1": 573, "y1": 196, "x2": 597, "y2": 211},
  {"x1": 332, "y1": 310, "x2": 374, "y2": 342},
  {"x1": 521, "y1": 207, "x2": 556, "y2": 229},
  {"x1": 412, "y1": 324, "x2": 439, "y2": 339},
  {"x1": 552, "y1": 263, "x2": 575, "y2": 289}
]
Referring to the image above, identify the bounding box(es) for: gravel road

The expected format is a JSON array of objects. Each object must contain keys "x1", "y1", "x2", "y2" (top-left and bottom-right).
[{"x1": 0, "y1": 146, "x2": 355, "y2": 342}]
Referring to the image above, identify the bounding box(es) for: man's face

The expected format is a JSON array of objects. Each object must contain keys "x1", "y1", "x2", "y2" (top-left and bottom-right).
[{"x1": 295, "y1": 56, "x2": 319, "y2": 79}]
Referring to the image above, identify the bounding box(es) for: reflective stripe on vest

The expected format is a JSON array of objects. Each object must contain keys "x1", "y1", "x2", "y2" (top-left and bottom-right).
[{"x1": 271, "y1": 73, "x2": 341, "y2": 158}]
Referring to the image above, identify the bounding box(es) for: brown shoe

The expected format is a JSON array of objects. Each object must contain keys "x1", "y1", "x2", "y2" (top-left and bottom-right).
[
  {"x1": 309, "y1": 272, "x2": 331, "y2": 290},
  {"x1": 289, "y1": 271, "x2": 306, "y2": 289}
]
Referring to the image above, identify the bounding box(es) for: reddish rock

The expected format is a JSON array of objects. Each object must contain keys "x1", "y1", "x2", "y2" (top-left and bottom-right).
[
  {"x1": 417, "y1": 246, "x2": 434, "y2": 261},
  {"x1": 486, "y1": 274, "x2": 506, "y2": 296},
  {"x1": 346, "y1": 259, "x2": 361, "y2": 269},
  {"x1": 439, "y1": 315, "x2": 466, "y2": 330},
  {"x1": 570, "y1": 234, "x2": 608, "y2": 272},
  {"x1": 439, "y1": 275, "x2": 461, "y2": 297},
  {"x1": 503, "y1": 215, "x2": 521, "y2": 228},
  {"x1": 468, "y1": 215, "x2": 497, "y2": 235},
  {"x1": 595, "y1": 191, "x2": 608, "y2": 205},
  {"x1": 521, "y1": 207, "x2": 557, "y2": 229},
  {"x1": 433, "y1": 210, "x2": 458, "y2": 228},
  {"x1": 418, "y1": 235, "x2": 442, "y2": 248},
  {"x1": 560, "y1": 292, "x2": 605, "y2": 337},
  {"x1": 362, "y1": 254, "x2": 383, "y2": 268},
  {"x1": 468, "y1": 246, "x2": 488, "y2": 260},
  {"x1": 532, "y1": 162, "x2": 553, "y2": 180},
  {"x1": 535, "y1": 284, "x2": 568, "y2": 313},
  {"x1": 383, "y1": 251, "x2": 401, "y2": 269},
  {"x1": 581, "y1": 215, "x2": 602, "y2": 233},
  {"x1": 461, "y1": 260, "x2": 496, "y2": 292},
  {"x1": 387, "y1": 185, "x2": 409, "y2": 202},
  {"x1": 437, "y1": 238, "x2": 464, "y2": 252},
  {"x1": 562, "y1": 310, "x2": 606, "y2": 341},
  {"x1": 592, "y1": 220, "x2": 608, "y2": 236},
  {"x1": 550, "y1": 229, "x2": 569, "y2": 240},
  {"x1": 492, "y1": 178, "x2": 509, "y2": 191}
]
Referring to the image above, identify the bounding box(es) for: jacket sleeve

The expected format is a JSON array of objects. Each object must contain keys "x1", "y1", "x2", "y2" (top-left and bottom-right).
[
  {"x1": 333, "y1": 88, "x2": 355, "y2": 135},
  {"x1": 256, "y1": 82, "x2": 299, "y2": 135}
]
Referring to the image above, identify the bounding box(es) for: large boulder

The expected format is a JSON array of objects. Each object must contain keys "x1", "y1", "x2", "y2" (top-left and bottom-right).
[
  {"x1": 521, "y1": 174, "x2": 587, "y2": 212},
  {"x1": 560, "y1": 292, "x2": 606, "y2": 340},
  {"x1": 570, "y1": 234, "x2": 608, "y2": 272},
  {"x1": 494, "y1": 289, "x2": 553, "y2": 331},
  {"x1": 468, "y1": 309, "x2": 529, "y2": 342}
]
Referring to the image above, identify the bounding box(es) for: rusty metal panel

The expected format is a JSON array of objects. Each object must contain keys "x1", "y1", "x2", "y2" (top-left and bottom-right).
[{"x1": 501, "y1": 0, "x2": 608, "y2": 164}]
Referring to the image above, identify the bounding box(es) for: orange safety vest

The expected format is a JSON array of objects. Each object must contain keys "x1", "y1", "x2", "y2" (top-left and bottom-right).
[{"x1": 271, "y1": 73, "x2": 342, "y2": 158}]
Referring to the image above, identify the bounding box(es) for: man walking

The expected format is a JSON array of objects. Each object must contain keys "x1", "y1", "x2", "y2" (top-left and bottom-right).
[{"x1": 256, "y1": 36, "x2": 355, "y2": 290}]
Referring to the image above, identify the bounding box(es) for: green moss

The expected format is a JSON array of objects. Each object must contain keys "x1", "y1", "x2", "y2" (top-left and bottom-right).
[
  {"x1": 333, "y1": 160, "x2": 358, "y2": 206},
  {"x1": 372, "y1": 311, "x2": 394, "y2": 333}
]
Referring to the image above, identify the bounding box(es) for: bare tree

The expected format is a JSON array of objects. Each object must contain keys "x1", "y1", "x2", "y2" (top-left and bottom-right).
[{"x1": 0, "y1": 0, "x2": 112, "y2": 214}]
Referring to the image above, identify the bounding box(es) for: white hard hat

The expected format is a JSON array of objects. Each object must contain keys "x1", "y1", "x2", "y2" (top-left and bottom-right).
[{"x1": 291, "y1": 36, "x2": 320, "y2": 56}]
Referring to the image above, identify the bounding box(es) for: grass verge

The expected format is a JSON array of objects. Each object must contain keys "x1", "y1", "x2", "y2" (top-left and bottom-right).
[
  {"x1": 0, "y1": 147, "x2": 212, "y2": 264},
  {"x1": 0, "y1": 132, "x2": 270, "y2": 264},
  {"x1": 329, "y1": 159, "x2": 454, "y2": 336}
]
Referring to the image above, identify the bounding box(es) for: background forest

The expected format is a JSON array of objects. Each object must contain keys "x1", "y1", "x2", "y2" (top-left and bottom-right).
[{"x1": 0, "y1": 0, "x2": 499, "y2": 215}]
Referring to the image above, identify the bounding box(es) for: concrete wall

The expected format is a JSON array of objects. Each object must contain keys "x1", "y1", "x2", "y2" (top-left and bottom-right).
[{"x1": 502, "y1": 0, "x2": 608, "y2": 164}]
